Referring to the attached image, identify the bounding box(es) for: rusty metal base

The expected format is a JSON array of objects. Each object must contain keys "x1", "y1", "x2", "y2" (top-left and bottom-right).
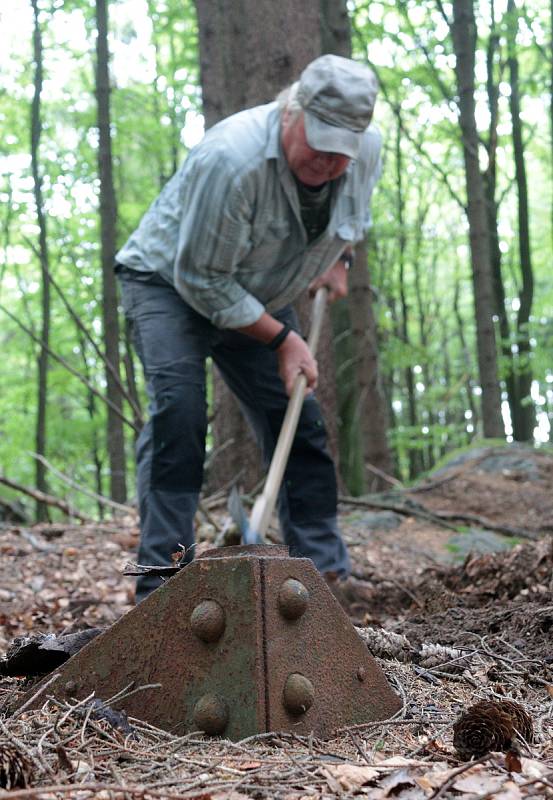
[{"x1": 19, "y1": 545, "x2": 401, "y2": 739}]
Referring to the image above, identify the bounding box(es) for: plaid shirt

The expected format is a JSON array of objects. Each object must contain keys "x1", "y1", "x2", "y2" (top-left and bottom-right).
[{"x1": 116, "y1": 102, "x2": 382, "y2": 328}]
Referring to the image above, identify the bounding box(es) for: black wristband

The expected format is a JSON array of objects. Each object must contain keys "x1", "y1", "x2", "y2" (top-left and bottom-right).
[{"x1": 268, "y1": 323, "x2": 292, "y2": 351}]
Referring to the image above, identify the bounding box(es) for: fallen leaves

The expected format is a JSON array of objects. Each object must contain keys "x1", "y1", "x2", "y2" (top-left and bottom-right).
[{"x1": 321, "y1": 756, "x2": 553, "y2": 798}]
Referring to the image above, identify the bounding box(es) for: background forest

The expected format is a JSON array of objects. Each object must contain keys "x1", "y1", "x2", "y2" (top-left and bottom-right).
[{"x1": 1, "y1": 0, "x2": 552, "y2": 521}]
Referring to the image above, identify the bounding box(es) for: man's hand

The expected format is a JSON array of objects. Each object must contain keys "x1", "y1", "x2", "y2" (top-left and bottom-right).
[
  {"x1": 276, "y1": 330, "x2": 318, "y2": 397},
  {"x1": 308, "y1": 255, "x2": 350, "y2": 303}
]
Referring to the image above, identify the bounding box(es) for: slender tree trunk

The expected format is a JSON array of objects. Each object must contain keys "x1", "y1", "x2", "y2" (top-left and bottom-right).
[
  {"x1": 395, "y1": 114, "x2": 422, "y2": 478},
  {"x1": 483, "y1": 7, "x2": 520, "y2": 435},
  {"x1": 451, "y1": 0, "x2": 504, "y2": 438},
  {"x1": 30, "y1": 0, "x2": 50, "y2": 521},
  {"x1": 507, "y1": 0, "x2": 535, "y2": 442},
  {"x1": 96, "y1": 0, "x2": 127, "y2": 502},
  {"x1": 453, "y1": 269, "x2": 478, "y2": 432}
]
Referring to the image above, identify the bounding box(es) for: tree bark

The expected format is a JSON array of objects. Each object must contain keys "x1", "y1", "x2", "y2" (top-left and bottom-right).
[
  {"x1": 95, "y1": 0, "x2": 127, "y2": 502},
  {"x1": 349, "y1": 239, "x2": 394, "y2": 489},
  {"x1": 507, "y1": 0, "x2": 535, "y2": 442},
  {"x1": 395, "y1": 113, "x2": 423, "y2": 478},
  {"x1": 451, "y1": 0, "x2": 504, "y2": 438},
  {"x1": 320, "y1": 0, "x2": 393, "y2": 491},
  {"x1": 195, "y1": 0, "x2": 341, "y2": 492},
  {"x1": 483, "y1": 2, "x2": 525, "y2": 440},
  {"x1": 30, "y1": 0, "x2": 50, "y2": 521}
]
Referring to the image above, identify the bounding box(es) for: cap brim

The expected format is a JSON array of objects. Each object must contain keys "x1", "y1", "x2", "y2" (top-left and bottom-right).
[{"x1": 304, "y1": 112, "x2": 361, "y2": 158}]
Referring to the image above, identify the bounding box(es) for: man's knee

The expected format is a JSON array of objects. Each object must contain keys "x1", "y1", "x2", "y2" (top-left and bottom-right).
[{"x1": 149, "y1": 372, "x2": 207, "y2": 491}]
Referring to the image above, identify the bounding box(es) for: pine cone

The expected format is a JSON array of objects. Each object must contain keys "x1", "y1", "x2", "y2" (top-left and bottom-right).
[
  {"x1": 500, "y1": 700, "x2": 533, "y2": 743},
  {"x1": 453, "y1": 700, "x2": 533, "y2": 760},
  {"x1": 0, "y1": 743, "x2": 33, "y2": 789}
]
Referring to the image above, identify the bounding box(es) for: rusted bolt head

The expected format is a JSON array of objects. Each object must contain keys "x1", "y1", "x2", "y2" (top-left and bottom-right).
[
  {"x1": 283, "y1": 673, "x2": 315, "y2": 715},
  {"x1": 190, "y1": 600, "x2": 226, "y2": 642},
  {"x1": 278, "y1": 579, "x2": 309, "y2": 620},
  {"x1": 64, "y1": 680, "x2": 77, "y2": 694},
  {"x1": 357, "y1": 666, "x2": 366, "y2": 682},
  {"x1": 193, "y1": 693, "x2": 228, "y2": 735}
]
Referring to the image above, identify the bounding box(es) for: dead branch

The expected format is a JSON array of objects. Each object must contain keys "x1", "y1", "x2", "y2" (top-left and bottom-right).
[
  {"x1": 30, "y1": 452, "x2": 134, "y2": 516},
  {"x1": 338, "y1": 493, "x2": 539, "y2": 540},
  {"x1": 338, "y1": 493, "x2": 460, "y2": 532},
  {"x1": 433, "y1": 510, "x2": 539, "y2": 540},
  {"x1": 46, "y1": 269, "x2": 143, "y2": 424},
  {"x1": 0, "y1": 474, "x2": 92, "y2": 523}
]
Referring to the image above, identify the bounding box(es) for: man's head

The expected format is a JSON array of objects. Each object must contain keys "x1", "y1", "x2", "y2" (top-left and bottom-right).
[{"x1": 280, "y1": 55, "x2": 378, "y2": 186}]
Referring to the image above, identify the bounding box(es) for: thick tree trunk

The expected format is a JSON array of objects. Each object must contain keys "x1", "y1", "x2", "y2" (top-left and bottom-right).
[
  {"x1": 451, "y1": 0, "x2": 504, "y2": 438},
  {"x1": 96, "y1": 0, "x2": 127, "y2": 502},
  {"x1": 195, "y1": 0, "x2": 341, "y2": 492},
  {"x1": 507, "y1": 0, "x2": 535, "y2": 442},
  {"x1": 30, "y1": 0, "x2": 50, "y2": 521}
]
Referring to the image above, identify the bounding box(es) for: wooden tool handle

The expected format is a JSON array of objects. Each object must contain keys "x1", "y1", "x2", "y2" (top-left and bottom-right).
[{"x1": 249, "y1": 287, "x2": 329, "y2": 539}]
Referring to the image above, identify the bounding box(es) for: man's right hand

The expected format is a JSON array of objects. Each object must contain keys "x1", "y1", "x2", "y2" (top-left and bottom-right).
[{"x1": 276, "y1": 330, "x2": 318, "y2": 396}]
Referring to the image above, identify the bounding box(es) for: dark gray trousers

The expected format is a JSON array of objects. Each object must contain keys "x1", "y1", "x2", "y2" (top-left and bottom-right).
[{"x1": 118, "y1": 268, "x2": 350, "y2": 601}]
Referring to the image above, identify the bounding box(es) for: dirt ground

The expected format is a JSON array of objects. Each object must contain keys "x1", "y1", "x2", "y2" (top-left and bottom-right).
[{"x1": 0, "y1": 444, "x2": 552, "y2": 798}]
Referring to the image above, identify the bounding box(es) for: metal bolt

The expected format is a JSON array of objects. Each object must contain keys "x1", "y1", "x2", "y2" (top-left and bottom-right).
[
  {"x1": 278, "y1": 578, "x2": 309, "y2": 620},
  {"x1": 283, "y1": 673, "x2": 315, "y2": 715},
  {"x1": 190, "y1": 600, "x2": 226, "y2": 643},
  {"x1": 64, "y1": 680, "x2": 77, "y2": 694},
  {"x1": 193, "y1": 693, "x2": 229, "y2": 735},
  {"x1": 357, "y1": 666, "x2": 366, "y2": 682}
]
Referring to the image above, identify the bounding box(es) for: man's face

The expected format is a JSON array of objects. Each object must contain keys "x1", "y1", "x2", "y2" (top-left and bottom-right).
[{"x1": 281, "y1": 110, "x2": 351, "y2": 186}]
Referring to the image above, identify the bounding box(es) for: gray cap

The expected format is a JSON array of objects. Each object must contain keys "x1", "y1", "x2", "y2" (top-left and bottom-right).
[{"x1": 297, "y1": 55, "x2": 378, "y2": 159}]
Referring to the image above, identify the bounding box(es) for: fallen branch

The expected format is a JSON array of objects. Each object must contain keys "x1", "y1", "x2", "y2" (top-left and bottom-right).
[
  {"x1": 339, "y1": 494, "x2": 460, "y2": 532},
  {"x1": 0, "y1": 475, "x2": 92, "y2": 523},
  {"x1": 433, "y1": 510, "x2": 539, "y2": 540},
  {"x1": 339, "y1": 493, "x2": 539, "y2": 540},
  {"x1": 30, "y1": 452, "x2": 134, "y2": 516}
]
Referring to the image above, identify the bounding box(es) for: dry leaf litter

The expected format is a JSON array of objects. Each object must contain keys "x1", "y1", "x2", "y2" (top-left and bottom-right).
[{"x1": 0, "y1": 445, "x2": 552, "y2": 798}]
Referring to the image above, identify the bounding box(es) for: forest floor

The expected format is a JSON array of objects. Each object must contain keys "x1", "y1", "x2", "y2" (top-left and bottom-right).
[{"x1": 0, "y1": 443, "x2": 552, "y2": 799}]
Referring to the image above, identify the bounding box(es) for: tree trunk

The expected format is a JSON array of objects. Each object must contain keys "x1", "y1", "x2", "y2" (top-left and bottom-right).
[
  {"x1": 350, "y1": 239, "x2": 394, "y2": 489},
  {"x1": 451, "y1": 0, "x2": 504, "y2": 438},
  {"x1": 507, "y1": 0, "x2": 535, "y2": 442},
  {"x1": 395, "y1": 114, "x2": 422, "y2": 479},
  {"x1": 95, "y1": 0, "x2": 127, "y2": 502},
  {"x1": 195, "y1": 0, "x2": 340, "y2": 492},
  {"x1": 320, "y1": 0, "x2": 393, "y2": 491},
  {"x1": 483, "y1": 7, "x2": 520, "y2": 436},
  {"x1": 30, "y1": 0, "x2": 50, "y2": 521}
]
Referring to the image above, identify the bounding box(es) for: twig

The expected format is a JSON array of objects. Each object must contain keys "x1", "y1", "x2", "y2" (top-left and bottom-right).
[
  {"x1": 0, "y1": 302, "x2": 139, "y2": 433},
  {"x1": 9, "y1": 673, "x2": 61, "y2": 722},
  {"x1": 364, "y1": 463, "x2": 403, "y2": 488},
  {"x1": 428, "y1": 754, "x2": 492, "y2": 799},
  {"x1": 0, "y1": 717, "x2": 56, "y2": 780},
  {"x1": 0, "y1": 783, "x2": 206, "y2": 799}
]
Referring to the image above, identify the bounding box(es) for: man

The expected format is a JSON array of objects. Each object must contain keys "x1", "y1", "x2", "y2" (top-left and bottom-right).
[{"x1": 116, "y1": 54, "x2": 381, "y2": 602}]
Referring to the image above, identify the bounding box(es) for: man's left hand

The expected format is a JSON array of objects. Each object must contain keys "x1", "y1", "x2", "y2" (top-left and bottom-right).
[{"x1": 308, "y1": 257, "x2": 349, "y2": 303}]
